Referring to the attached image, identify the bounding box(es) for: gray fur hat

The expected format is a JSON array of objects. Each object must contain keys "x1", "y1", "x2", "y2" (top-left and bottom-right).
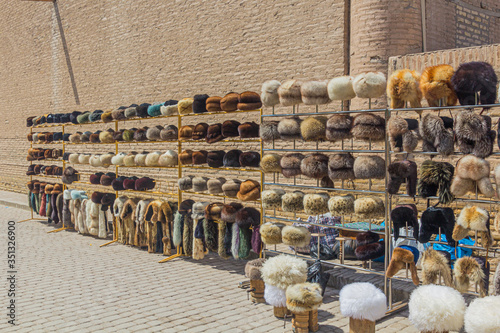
[
  {"x1": 221, "y1": 179, "x2": 242, "y2": 197},
  {"x1": 300, "y1": 80, "x2": 330, "y2": 105},
  {"x1": 192, "y1": 177, "x2": 209, "y2": 192},
  {"x1": 300, "y1": 153, "x2": 329, "y2": 179},
  {"x1": 419, "y1": 113, "x2": 454, "y2": 156},
  {"x1": 207, "y1": 178, "x2": 226, "y2": 194},
  {"x1": 260, "y1": 121, "x2": 280, "y2": 141},
  {"x1": 178, "y1": 176, "x2": 194, "y2": 191},
  {"x1": 280, "y1": 153, "x2": 305, "y2": 178},
  {"x1": 353, "y1": 155, "x2": 386, "y2": 179},
  {"x1": 160, "y1": 125, "x2": 178, "y2": 141},
  {"x1": 454, "y1": 110, "x2": 495, "y2": 158},
  {"x1": 278, "y1": 117, "x2": 302, "y2": 141},
  {"x1": 351, "y1": 113, "x2": 385, "y2": 141},
  {"x1": 328, "y1": 153, "x2": 355, "y2": 180}
]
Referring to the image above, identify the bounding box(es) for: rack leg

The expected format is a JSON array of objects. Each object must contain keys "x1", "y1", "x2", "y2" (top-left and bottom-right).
[
  {"x1": 100, "y1": 239, "x2": 117, "y2": 247},
  {"x1": 47, "y1": 226, "x2": 71, "y2": 233},
  {"x1": 158, "y1": 246, "x2": 186, "y2": 263}
]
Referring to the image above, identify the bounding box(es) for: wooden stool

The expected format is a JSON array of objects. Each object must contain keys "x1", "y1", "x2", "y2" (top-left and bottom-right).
[
  {"x1": 286, "y1": 283, "x2": 323, "y2": 332},
  {"x1": 291, "y1": 311, "x2": 309, "y2": 333},
  {"x1": 309, "y1": 309, "x2": 319, "y2": 332},
  {"x1": 349, "y1": 318, "x2": 375, "y2": 333},
  {"x1": 274, "y1": 306, "x2": 291, "y2": 318}
]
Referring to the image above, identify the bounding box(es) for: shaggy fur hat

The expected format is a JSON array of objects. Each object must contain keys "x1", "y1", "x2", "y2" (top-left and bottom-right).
[
  {"x1": 136, "y1": 103, "x2": 150, "y2": 118},
  {"x1": 328, "y1": 153, "x2": 355, "y2": 180},
  {"x1": 421, "y1": 248, "x2": 453, "y2": 287},
  {"x1": 355, "y1": 241, "x2": 385, "y2": 261},
  {"x1": 145, "y1": 125, "x2": 163, "y2": 141},
  {"x1": 135, "y1": 177, "x2": 155, "y2": 191},
  {"x1": 300, "y1": 153, "x2": 328, "y2": 179},
  {"x1": 353, "y1": 155, "x2": 385, "y2": 179},
  {"x1": 261, "y1": 254, "x2": 307, "y2": 289},
  {"x1": 356, "y1": 231, "x2": 380, "y2": 246},
  {"x1": 207, "y1": 177, "x2": 226, "y2": 194},
  {"x1": 245, "y1": 258, "x2": 266, "y2": 281},
  {"x1": 123, "y1": 152, "x2": 137, "y2": 166},
  {"x1": 178, "y1": 176, "x2": 193, "y2": 190},
  {"x1": 122, "y1": 129, "x2": 135, "y2": 142},
  {"x1": 261, "y1": 189, "x2": 285, "y2": 209},
  {"x1": 220, "y1": 92, "x2": 239, "y2": 112},
  {"x1": 101, "y1": 111, "x2": 113, "y2": 123},
  {"x1": 100, "y1": 172, "x2": 116, "y2": 186},
  {"x1": 264, "y1": 284, "x2": 287, "y2": 308},
  {"x1": 192, "y1": 150, "x2": 207, "y2": 165},
  {"x1": 281, "y1": 153, "x2": 304, "y2": 178},
  {"x1": 145, "y1": 151, "x2": 162, "y2": 167},
  {"x1": 222, "y1": 149, "x2": 241, "y2": 167},
  {"x1": 261, "y1": 153, "x2": 281, "y2": 173},
  {"x1": 282, "y1": 226, "x2": 311, "y2": 247},
  {"x1": 158, "y1": 150, "x2": 177, "y2": 167},
  {"x1": 221, "y1": 202, "x2": 243, "y2": 223},
  {"x1": 112, "y1": 108, "x2": 126, "y2": 120},
  {"x1": 451, "y1": 61, "x2": 498, "y2": 109},
  {"x1": 192, "y1": 176, "x2": 209, "y2": 192},
  {"x1": 124, "y1": 106, "x2": 137, "y2": 118},
  {"x1": 133, "y1": 127, "x2": 148, "y2": 142},
  {"x1": 259, "y1": 222, "x2": 284, "y2": 245},
  {"x1": 339, "y1": 282, "x2": 387, "y2": 322},
  {"x1": 328, "y1": 76, "x2": 356, "y2": 101},
  {"x1": 354, "y1": 197, "x2": 384, "y2": 219},
  {"x1": 386, "y1": 247, "x2": 419, "y2": 285},
  {"x1": 113, "y1": 130, "x2": 124, "y2": 141},
  {"x1": 278, "y1": 117, "x2": 302, "y2": 141},
  {"x1": 260, "y1": 121, "x2": 279, "y2": 141},
  {"x1": 239, "y1": 152, "x2": 260, "y2": 167},
  {"x1": 408, "y1": 285, "x2": 466, "y2": 332},
  {"x1": 450, "y1": 155, "x2": 494, "y2": 198},
  {"x1": 160, "y1": 100, "x2": 178, "y2": 116},
  {"x1": 178, "y1": 98, "x2": 194, "y2": 114},
  {"x1": 68, "y1": 153, "x2": 79, "y2": 164},
  {"x1": 352, "y1": 72, "x2": 387, "y2": 99},
  {"x1": 419, "y1": 113, "x2": 454, "y2": 155},
  {"x1": 454, "y1": 256, "x2": 488, "y2": 297},
  {"x1": 62, "y1": 167, "x2": 79, "y2": 184},
  {"x1": 238, "y1": 91, "x2": 262, "y2": 110},
  {"x1": 326, "y1": 115, "x2": 353, "y2": 142},
  {"x1": 453, "y1": 206, "x2": 492, "y2": 248},
  {"x1": 261, "y1": 80, "x2": 281, "y2": 107},
  {"x1": 301, "y1": 80, "x2": 330, "y2": 105},
  {"x1": 206, "y1": 96, "x2": 222, "y2": 112},
  {"x1": 221, "y1": 179, "x2": 241, "y2": 197},
  {"x1": 454, "y1": 110, "x2": 495, "y2": 158},
  {"x1": 420, "y1": 64, "x2": 457, "y2": 107},
  {"x1": 304, "y1": 193, "x2": 329, "y2": 215},
  {"x1": 69, "y1": 132, "x2": 82, "y2": 143},
  {"x1": 419, "y1": 207, "x2": 456, "y2": 246},
  {"x1": 286, "y1": 283, "x2": 323, "y2": 313},
  {"x1": 207, "y1": 150, "x2": 225, "y2": 168},
  {"x1": 328, "y1": 195, "x2": 354, "y2": 216},
  {"x1": 278, "y1": 80, "x2": 303, "y2": 106},
  {"x1": 236, "y1": 207, "x2": 260, "y2": 228},
  {"x1": 387, "y1": 160, "x2": 418, "y2": 197},
  {"x1": 111, "y1": 152, "x2": 126, "y2": 166},
  {"x1": 206, "y1": 123, "x2": 223, "y2": 143},
  {"x1": 238, "y1": 121, "x2": 260, "y2": 138},
  {"x1": 417, "y1": 160, "x2": 454, "y2": 204},
  {"x1": 387, "y1": 115, "x2": 420, "y2": 152},
  {"x1": 281, "y1": 191, "x2": 304, "y2": 213},
  {"x1": 351, "y1": 113, "x2": 385, "y2": 141},
  {"x1": 179, "y1": 150, "x2": 193, "y2": 165},
  {"x1": 160, "y1": 125, "x2": 178, "y2": 141},
  {"x1": 387, "y1": 69, "x2": 422, "y2": 109},
  {"x1": 391, "y1": 204, "x2": 418, "y2": 241},
  {"x1": 179, "y1": 125, "x2": 194, "y2": 140},
  {"x1": 464, "y1": 296, "x2": 500, "y2": 333},
  {"x1": 301, "y1": 116, "x2": 327, "y2": 141},
  {"x1": 100, "y1": 153, "x2": 113, "y2": 166},
  {"x1": 237, "y1": 180, "x2": 261, "y2": 201},
  {"x1": 193, "y1": 94, "x2": 209, "y2": 114}
]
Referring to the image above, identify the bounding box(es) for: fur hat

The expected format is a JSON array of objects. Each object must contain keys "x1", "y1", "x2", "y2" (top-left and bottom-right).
[
  {"x1": 239, "y1": 151, "x2": 260, "y2": 167},
  {"x1": 339, "y1": 282, "x2": 387, "y2": 322},
  {"x1": 451, "y1": 155, "x2": 494, "y2": 198},
  {"x1": 237, "y1": 180, "x2": 261, "y2": 201},
  {"x1": 451, "y1": 61, "x2": 498, "y2": 109},
  {"x1": 123, "y1": 152, "x2": 136, "y2": 166},
  {"x1": 355, "y1": 240, "x2": 385, "y2": 261},
  {"x1": 353, "y1": 155, "x2": 385, "y2": 179},
  {"x1": 260, "y1": 153, "x2": 281, "y2": 173},
  {"x1": 238, "y1": 91, "x2": 262, "y2": 110},
  {"x1": 179, "y1": 125, "x2": 194, "y2": 140},
  {"x1": 421, "y1": 248, "x2": 453, "y2": 287},
  {"x1": 326, "y1": 115, "x2": 353, "y2": 142},
  {"x1": 193, "y1": 94, "x2": 209, "y2": 114},
  {"x1": 111, "y1": 176, "x2": 126, "y2": 191},
  {"x1": 278, "y1": 80, "x2": 303, "y2": 106},
  {"x1": 261, "y1": 189, "x2": 285, "y2": 209},
  {"x1": 100, "y1": 172, "x2": 116, "y2": 186},
  {"x1": 158, "y1": 150, "x2": 177, "y2": 167},
  {"x1": 356, "y1": 231, "x2": 380, "y2": 246},
  {"x1": 391, "y1": 204, "x2": 418, "y2": 241},
  {"x1": 238, "y1": 121, "x2": 260, "y2": 138},
  {"x1": 278, "y1": 117, "x2": 302, "y2": 141},
  {"x1": 236, "y1": 207, "x2": 260, "y2": 228},
  {"x1": 69, "y1": 132, "x2": 82, "y2": 143},
  {"x1": 68, "y1": 153, "x2": 79, "y2": 164},
  {"x1": 419, "y1": 113, "x2": 454, "y2": 155},
  {"x1": 387, "y1": 160, "x2": 418, "y2": 197},
  {"x1": 206, "y1": 123, "x2": 223, "y2": 143},
  {"x1": 282, "y1": 226, "x2": 311, "y2": 247},
  {"x1": 408, "y1": 285, "x2": 466, "y2": 332},
  {"x1": 259, "y1": 222, "x2": 284, "y2": 245},
  {"x1": 62, "y1": 167, "x2": 79, "y2": 184},
  {"x1": 351, "y1": 113, "x2": 385, "y2": 141},
  {"x1": 122, "y1": 129, "x2": 135, "y2": 142},
  {"x1": 89, "y1": 154, "x2": 104, "y2": 167},
  {"x1": 300, "y1": 153, "x2": 328, "y2": 179},
  {"x1": 281, "y1": 191, "x2": 304, "y2": 213},
  {"x1": 90, "y1": 173, "x2": 103, "y2": 184},
  {"x1": 192, "y1": 150, "x2": 207, "y2": 165},
  {"x1": 328, "y1": 76, "x2": 356, "y2": 101},
  {"x1": 328, "y1": 194, "x2": 354, "y2": 216},
  {"x1": 160, "y1": 100, "x2": 178, "y2": 116},
  {"x1": 160, "y1": 125, "x2": 178, "y2": 140},
  {"x1": 260, "y1": 121, "x2": 279, "y2": 141},
  {"x1": 464, "y1": 295, "x2": 500, "y2": 333},
  {"x1": 386, "y1": 247, "x2": 419, "y2": 285},
  {"x1": 387, "y1": 69, "x2": 422, "y2": 109},
  {"x1": 101, "y1": 111, "x2": 113, "y2": 123},
  {"x1": 328, "y1": 153, "x2": 355, "y2": 180},
  {"x1": 111, "y1": 152, "x2": 126, "y2": 166},
  {"x1": 112, "y1": 108, "x2": 126, "y2": 120},
  {"x1": 417, "y1": 160, "x2": 454, "y2": 204},
  {"x1": 261, "y1": 80, "x2": 281, "y2": 107},
  {"x1": 281, "y1": 153, "x2": 304, "y2": 178},
  {"x1": 420, "y1": 64, "x2": 457, "y2": 107},
  {"x1": 136, "y1": 103, "x2": 150, "y2": 118},
  {"x1": 178, "y1": 98, "x2": 194, "y2": 114},
  {"x1": 179, "y1": 150, "x2": 193, "y2": 165},
  {"x1": 261, "y1": 254, "x2": 307, "y2": 289},
  {"x1": 301, "y1": 80, "x2": 330, "y2": 105},
  {"x1": 135, "y1": 177, "x2": 155, "y2": 191},
  {"x1": 419, "y1": 207, "x2": 456, "y2": 246},
  {"x1": 222, "y1": 150, "x2": 241, "y2": 168},
  {"x1": 286, "y1": 283, "x2": 323, "y2": 313},
  {"x1": 387, "y1": 115, "x2": 420, "y2": 152},
  {"x1": 133, "y1": 127, "x2": 148, "y2": 142},
  {"x1": 205, "y1": 96, "x2": 222, "y2": 112},
  {"x1": 192, "y1": 177, "x2": 209, "y2": 192},
  {"x1": 304, "y1": 193, "x2": 329, "y2": 215},
  {"x1": 204, "y1": 202, "x2": 224, "y2": 220},
  {"x1": 221, "y1": 179, "x2": 241, "y2": 197},
  {"x1": 352, "y1": 72, "x2": 387, "y2": 99},
  {"x1": 220, "y1": 92, "x2": 239, "y2": 112},
  {"x1": 453, "y1": 206, "x2": 492, "y2": 248},
  {"x1": 221, "y1": 202, "x2": 243, "y2": 223},
  {"x1": 245, "y1": 258, "x2": 266, "y2": 281},
  {"x1": 221, "y1": 120, "x2": 240, "y2": 137},
  {"x1": 113, "y1": 130, "x2": 124, "y2": 141},
  {"x1": 178, "y1": 176, "x2": 193, "y2": 191},
  {"x1": 144, "y1": 125, "x2": 161, "y2": 141},
  {"x1": 124, "y1": 106, "x2": 137, "y2": 118},
  {"x1": 354, "y1": 197, "x2": 384, "y2": 219},
  {"x1": 207, "y1": 178, "x2": 226, "y2": 194},
  {"x1": 454, "y1": 110, "x2": 495, "y2": 158},
  {"x1": 207, "y1": 150, "x2": 225, "y2": 168},
  {"x1": 100, "y1": 153, "x2": 113, "y2": 166},
  {"x1": 144, "y1": 151, "x2": 161, "y2": 167},
  {"x1": 301, "y1": 116, "x2": 327, "y2": 141},
  {"x1": 454, "y1": 256, "x2": 488, "y2": 297}
]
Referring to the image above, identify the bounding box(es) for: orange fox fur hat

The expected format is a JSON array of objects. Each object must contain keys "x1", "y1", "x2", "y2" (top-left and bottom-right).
[{"x1": 420, "y1": 64, "x2": 457, "y2": 107}]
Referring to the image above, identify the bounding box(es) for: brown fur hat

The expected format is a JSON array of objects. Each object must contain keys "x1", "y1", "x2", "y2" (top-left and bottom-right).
[
  {"x1": 245, "y1": 258, "x2": 266, "y2": 280},
  {"x1": 453, "y1": 206, "x2": 492, "y2": 248},
  {"x1": 192, "y1": 150, "x2": 208, "y2": 165},
  {"x1": 133, "y1": 127, "x2": 148, "y2": 142},
  {"x1": 206, "y1": 96, "x2": 222, "y2": 112},
  {"x1": 419, "y1": 113, "x2": 454, "y2": 155},
  {"x1": 160, "y1": 125, "x2": 178, "y2": 141},
  {"x1": 112, "y1": 108, "x2": 126, "y2": 120},
  {"x1": 387, "y1": 69, "x2": 422, "y2": 110},
  {"x1": 387, "y1": 115, "x2": 420, "y2": 153},
  {"x1": 192, "y1": 123, "x2": 209, "y2": 140},
  {"x1": 237, "y1": 180, "x2": 261, "y2": 201},
  {"x1": 220, "y1": 92, "x2": 239, "y2": 112},
  {"x1": 421, "y1": 248, "x2": 453, "y2": 287},
  {"x1": 326, "y1": 115, "x2": 353, "y2": 142},
  {"x1": 454, "y1": 110, "x2": 495, "y2": 158},
  {"x1": 101, "y1": 111, "x2": 113, "y2": 123},
  {"x1": 206, "y1": 123, "x2": 224, "y2": 143},
  {"x1": 353, "y1": 155, "x2": 385, "y2": 179},
  {"x1": 207, "y1": 150, "x2": 226, "y2": 168},
  {"x1": 386, "y1": 247, "x2": 420, "y2": 285},
  {"x1": 238, "y1": 91, "x2": 262, "y2": 111},
  {"x1": 450, "y1": 155, "x2": 494, "y2": 198},
  {"x1": 278, "y1": 80, "x2": 303, "y2": 106},
  {"x1": 351, "y1": 113, "x2": 385, "y2": 141},
  {"x1": 238, "y1": 121, "x2": 260, "y2": 138},
  {"x1": 300, "y1": 153, "x2": 328, "y2": 179},
  {"x1": 420, "y1": 64, "x2": 457, "y2": 107},
  {"x1": 454, "y1": 256, "x2": 488, "y2": 297},
  {"x1": 280, "y1": 153, "x2": 305, "y2": 178},
  {"x1": 301, "y1": 116, "x2": 327, "y2": 141},
  {"x1": 300, "y1": 80, "x2": 330, "y2": 105},
  {"x1": 222, "y1": 120, "x2": 241, "y2": 138},
  {"x1": 235, "y1": 207, "x2": 261, "y2": 228},
  {"x1": 179, "y1": 125, "x2": 194, "y2": 140},
  {"x1": 179, "y1": 150, "x2": 193, "y2": 165},
  {"x1": 261, "y1": 153, "x2": 282, "y2": 173},
  {"x1": 328, "y1": 153, "x2": 355, "y2": 180},
  {"x1": 205, "y1": 202, "x2": 224, "y2": 220},
  {"x1": 221, "y1": 202, "x2": 243, "y2": 223},
  {"x1": 260, "y1": 121, "x2": 280, "y2": 141},
  {"x1": 278, "y1": 117, "x2": 302, "y2": 141}
]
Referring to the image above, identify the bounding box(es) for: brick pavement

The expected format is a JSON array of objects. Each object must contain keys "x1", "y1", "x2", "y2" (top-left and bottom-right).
[{"x1": 0, "y1": 202, "x2": 417, "y2": 332}]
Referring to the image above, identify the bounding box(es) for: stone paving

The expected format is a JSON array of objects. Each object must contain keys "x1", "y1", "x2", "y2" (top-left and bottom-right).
[{"x1": 0, "y1": 197, "x2": 417, "y2": 332}]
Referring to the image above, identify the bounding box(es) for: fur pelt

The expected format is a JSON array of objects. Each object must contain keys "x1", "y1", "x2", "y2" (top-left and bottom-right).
[
  {"x1": 278, "y1": 117, "x2": 302, "y2": 141},
  {"x1": 328, "y1": 76, "x2": 356, "y2": 100},
  {"x1": 451, "y1": 154, "x2": 494, "y2": 198},
  {"x1": 339, "y1": 282, "x2": 387, "y2": 321},
  {"x1": 353, "y1": 155, "x2": 385, "y2": 179},
  {"x1": 260, "y1": 121, "x2": 280, "y2": 141},
  {"x1": 260, "y1": 153, "x2": 281, "y2": 173},
  {"x1": 387, "y1": 69, "x2": 422, "y2": 110},
  {"x1": 420, "y1": 64, "x2": 458, "y2": 107},
  {"x1": 417, "y1": 160, "x2": 454, "y2": 204},
  {"x1": 387, "y1": 116, "x2": 420, "y2": 152},
  {"x1": 455, "y1": 110, "x2": 495, "y2": 158},
  {"x1": 356, "y1": 231, "x2": 380, "y2": 246},
  {"x1": 217, "y1": 221, "x2": 230, "y2": 259},
  {"x1": 282, "y1": 226, "x2": 311, "y2": 247},
  {"x1": 172, "y1": 211, "x2": 183, "y2": 248},
  {"x1": 451, "y1": 61, "x2": 498, "y2": 108},
  {"x1": 238, "y1": 225, "x2": 252, "y2": 259},
  {"x1": 328, "y1": 153, "x2": 355, "y2": 180},
  {"x1": 453, "y1": 205, "x2": 492, "y2": 248},
  {"x1": 221, "y1": 202, "x2": 243, "y2": 223},
  {"x1": 494, "y1": 264, "x2": 500, "y2": 296},
  {"x1": 245, "y1": 258, "x2": 266, "y2": 280},
  {"x1": 421, "y1": 248, "x2": 453, "y2": 287},
  {"x1": 203, "y1": 218, "x2": 218, "y2": 252},
  {"x1": 351, "y1": 113, "x2": 385, "y2": 141},
  {"x1": 278, "y1": 80, "x2": 303, "y2": 106},
  {"x1": 464, "y1": 296, "x2": 500, "y2": 333},
  {"x1": 280, "y1": 153, "x2": 305, "y2": 178},
  {"x1": 408, "y1": 285, "x2": 466, "y2": 332},
  {"x1": 261, "y1": 254, "x2": 308, "y2": 289},
  {"x1": 182, "y1": 214, "x2": 193, "y2": 256},
  {"x1": 301, "y1": 80, "x2": 330, "y2": 105},
  {"x1": 390, "y1": 205, "x2": 418, "y2": 241},
  {"x1": 260, "y1": 222, "x2": 284, "y2": 245},
  {"x1": 354, "y1": 197, "x2": 384, "y2": 219},
  {"x1": 304, "y1": 193, "x2": 329, "y2": 215},
  {"x1": 386, "y1": 247, "x2": 419, "y2": 285},
  {"x1": 286, "y1": 283, "x2": 323, "y2": 312},
  {"x1": 326, "y1": 114, "x2": 353, "y2": 142},
  {"x1": 231, "y1": 222, "x2": 240, "y2": 259},
  {"x1": 328, "y1": 194, "x2": 354, "y2": 216},
  {"x1": 264, "y1": 283, "x2": 287, "y2": 307},
  {"x1": 419, "y1": 113, "x2": 454, "y2": 155},
  {"x1": 352, "y1": 72, "x2": 387, "y2": 99},
  {"x1": 387, "y1": 160, "x2": 418, "y2": 197},
  {"x1": 454, "y1": 256, "x2": 487, "y2": 296},
  {"x1": 261, "y1": 80, "x2": 281, "y2": 107},
  {"x1": 262, "y1": 189, "x2": 285, "y2": 210},
  {"x1": 120, "y1": 198, "x2": 139, "y2": 245},
  {"x1": 300, "y1": 153, "x2": 328, "y2": 179},
  {"x1": 282, "y1": 191, "x2": 304, "y2": 213},
  {"x1": 419, "y1": 206, "x2": 456, "y2": 246}
]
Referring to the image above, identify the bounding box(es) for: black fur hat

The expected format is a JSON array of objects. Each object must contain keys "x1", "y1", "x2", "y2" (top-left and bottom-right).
[
  {"x1": 300, "y1": 153, "x2": 328, "y2": 179},
  {"x1": 206, "y1": 124, "x2": 224, "y2": 143},
  {"x1": 451, "y1": 61, "x2": 498, "y2": 110},
  {"x1": 179, "y1": 199, "x2": 195, "y2": 215},
  {"x1": 419, "y1": 207, "x2": 456, "y2": 246},
  {"x1": 207, "y1": 150, "x2": 226, "y2": 168},
  {"x1": 356, "y1": 231, "x2": 380, "y2": 246},
  {"x1": 391, "y1": 204, "x2": 418, "y2": 241},
  {"x1": 387, "y1": 115, "x2": 420, "y2": 153},
  {"x1": 70, "y1": 111, "x2": 82, "y2": 124},
  {"x1": 239, "y1": 152, "x2": 260, "y2": 167},
  {"x1": 328, "y1": 153, "x2": 355, "y2": 180},
  {"x1": 387, "y1": 160, "x2": 417, "y2": 197},
  {"x1": 454, "y1": 110, "x2": 495, "y2": 158},
  {"x1": 417, "y1": 160, "x2": 454, "y2": 204},
  {"x1": 419, "y1": 114, "x2": 454, "y2": 156},
  {"x1": 235, "y1": 207, "x2": 260, "y2": 228},
  {"x1": 223, "y1": 149, "x2": 242, "y2": 167},
  {"x1": 193, "y1": 94, "x2": 209, "y2": 113},
  {"x1": 355, "y1": 241, "x2": 385, "y2": 261}
]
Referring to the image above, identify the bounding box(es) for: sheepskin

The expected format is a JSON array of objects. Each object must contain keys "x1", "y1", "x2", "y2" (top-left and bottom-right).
[
  {"x1": 421, "y1": 248, "x2": 453, "y2": 287},
  {"x1": 328, "y1": 76, "x2": 356, "y2": 101},
  {"x1": 261, "y1": 254, "x2": 308, "y2": 289},
  {"x1": 261, "y1": 80, "x2": 281, "y2": 107},
  {"x1": 286, "y1": 283, "x2": 323, "y2": 312},
  {"x1": 264, "y1": 284, "x2": 287, "y2": 307},
  {"x1": 464, "y1": 296, "x2": 500, "y2": 333},
  {"x1": 303, "y1": 193, "x2": 329, "y2": 215},
  {"x1": 282, "y1": 226, "x2": 311, "y2": 247},
  {"x1": 339, "y1": 283, "x2": 386, "y2": 321},
  {"x1": 352, "y1": 72, "x2": 387, "y2": 99}
]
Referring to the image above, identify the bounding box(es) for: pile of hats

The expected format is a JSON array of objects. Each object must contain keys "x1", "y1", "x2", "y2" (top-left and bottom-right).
[
  {"x1": 89, "y1": 173, "x2": 155, "y2": 192},
  {"x1": 27, "y1": 148, "x2": 63, "y2": 161},
  {"x1": 178, "y1": 177, "x2": 261, "y2": 201},
  {"x1": 26, "y1": 164, "x2": 63, "y2": 176},
  {"x1": 179, "y1": 121, "x2": 260, "y2": 143},
  {"x1": 178, "y1": 150, "x2": 261, "y2": 168}
]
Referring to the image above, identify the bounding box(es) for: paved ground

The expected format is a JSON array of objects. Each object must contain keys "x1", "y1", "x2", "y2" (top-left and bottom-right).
[{"x1": 0, "y1": 194, "x2": 417, "y2": 332}]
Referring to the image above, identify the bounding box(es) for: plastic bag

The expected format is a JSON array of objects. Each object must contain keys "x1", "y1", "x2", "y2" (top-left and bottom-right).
[
  {"x1": 307, "y1": 260, "x2": 330, "y2": 296},
  {"x1": 310, "y1": 243, "x2": 336, "y2": 260}
]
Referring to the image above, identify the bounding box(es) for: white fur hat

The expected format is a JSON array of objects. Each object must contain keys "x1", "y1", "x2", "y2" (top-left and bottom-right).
[
  {"x1": 145, "y1": 151, "x2": 162, "y2": 167},
  {"x1": 353, "y1": 72, "x2": 387, "y2": 99},
  {"x1": 328, "y1": 76, "x2": 356, "y2": 100},
  {"x1": 261, "y1": 80, "x2": 281, "y2": 107},
  {"x1": 282, "y1": 225, "x2": 311, "y2": 247},
  {"x1": 123, "y1": 152, "x2": 136, "y2": 166},
  {"x1": 161, "y1": 104, "x2": 178, "y2": 116},
  {"x1": 301, "y1": 80, "x2": 330, "y2": 105},
  {"x1": 111, "y1": 152, "x2": 126, "y2": 166},
  {"x1": 100, "y1": 153, "x2": 113, "y2": 166},
  {"x1": 264, "y1": 284, "x2": 287, "y2": 307},
  {"x1": 464, "y1": 296, "x2": 500, "y2": 333},
  {"x1": 78, "y1": 154, "x2": 90, "y2": 165},
  {"x1": 261, "y1": 254, "x2": 308, "y2": 289},
  {"x1": 158, "y1": 150, "x2": 178, "y2": 167},
  {"x1": 134, "y1": 152, "x2": 148, "y2": 166},
  {"x1": 69, "y1": 153, "x2": 79, "y2": 164},
  {"x1": 90, "y1": 155, "x2": 104, "y2": 167},
  {"x1": 339, "y1": 282, "x2": 386, "y2": 321}
]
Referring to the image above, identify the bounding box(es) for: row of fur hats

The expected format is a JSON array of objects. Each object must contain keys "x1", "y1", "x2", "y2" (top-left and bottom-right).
[
  {"x1": 259, "y1": 223, "x2": 312, "y2": 248},
  {"x1": 261, "y1": 113, "x2": 385, "y2": 142},
  {"x1": 68, "y1": 151, "x2": 178, "y2": 167},
  {"x1": 178, "y1": 177, "x2": 260, "y2": 201},
  {"x1": 261, "y1": 74, "x2": 387, "y2": 107},
  {"x1": 27, "y1": 180, "x2": 63, "y2": 195},
  {"x1": 28, "y1": 132, "x2": 69, "y2": 143},
  {"x1": 179, "y1": 150, "x2": 260, "y2": 168},
  {"x1": 27, "y1": 148, "x2": 63, "y2": 161},
  {"x1": 27, "y1": 164, "x2": 63, "y2": 176},
  {"x1": 89, "y1": 173, "x2": 155, "y2": 192}
]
